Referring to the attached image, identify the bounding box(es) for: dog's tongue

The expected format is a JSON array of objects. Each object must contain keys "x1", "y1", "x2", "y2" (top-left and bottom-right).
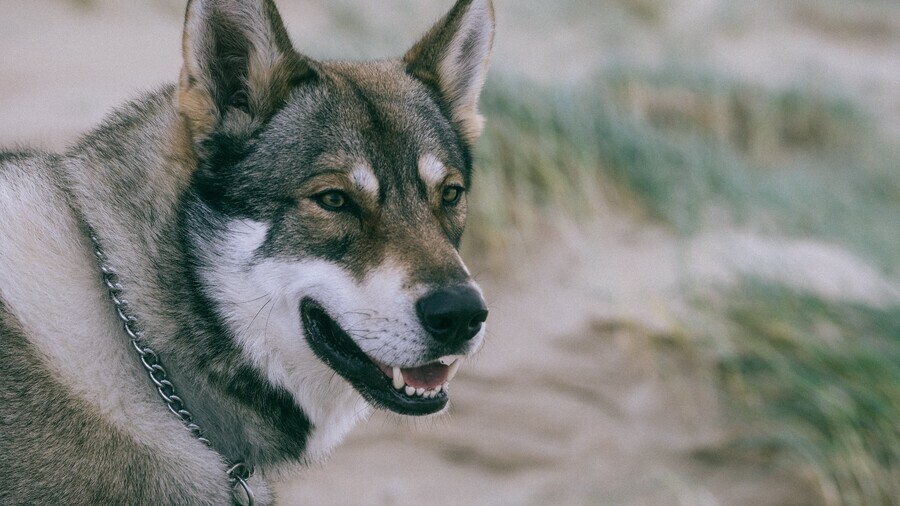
[
  {"x1": 402, "y1": 363, "x2": 450, "y2": 389},
  {"x1": 377, "y1": 362, "x2": 450, "y2": 389}
]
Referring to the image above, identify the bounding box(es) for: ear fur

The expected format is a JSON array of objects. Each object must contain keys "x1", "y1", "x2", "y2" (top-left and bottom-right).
[
  {"x1": 177, "y1": 0, "x2": 313, "y2": 151},
  {"x1": 404, "y1": 0, "x2": 495, "y2": 145}
]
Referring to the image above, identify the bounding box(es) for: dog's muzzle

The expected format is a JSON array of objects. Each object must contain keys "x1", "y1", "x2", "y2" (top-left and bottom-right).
[{"x1": 300, "y1": 296, "x2": 484, "y2": 416}]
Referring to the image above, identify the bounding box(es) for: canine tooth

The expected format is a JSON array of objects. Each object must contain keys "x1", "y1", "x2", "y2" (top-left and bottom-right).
[
  {"x1": 438, "y1": 355, "x2": 461, "y2": 366},
  {"x1": 416, "y1": 387, "x2": 425, "y2": 396},
  {"x1": 447, "y1": 359, "x2": 462, "y2": 381},
  {"x1": 405, "y1": 385, "x2": 416, "y2": 396},
  {"x1": 435, "y1": 384, "x2": 443, "y2": 393},
  {"x1": 392, "y1": 367, "x2": 405, "y2": 390}
]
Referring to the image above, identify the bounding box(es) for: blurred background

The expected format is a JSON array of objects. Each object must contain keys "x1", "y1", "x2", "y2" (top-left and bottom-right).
[{"x1": 2, "y1": 1, "x2": 899, "y2": 504}]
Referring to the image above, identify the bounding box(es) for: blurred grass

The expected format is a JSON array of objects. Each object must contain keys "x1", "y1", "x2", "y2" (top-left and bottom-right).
[
  {"x1": 471, "y1": 70, "x2": 900, "y2": 270},
  {"x1": 601, "y1": 69, "x2": 900, "y2": 270},
  {"x1": 468, "y1": 67, "x2": 900, "y2": 504},
  {"x1": 710, "y1": 284, "x2": 900, "y2": 505}
]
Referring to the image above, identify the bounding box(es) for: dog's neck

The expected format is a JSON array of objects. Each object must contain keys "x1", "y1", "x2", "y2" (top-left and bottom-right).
[
  {"x1": 64, "y1": 86, "x2": 317, "y2": 472},
  {"x1": 87, "y1": 225, "x2": 256, "y2": 505}
]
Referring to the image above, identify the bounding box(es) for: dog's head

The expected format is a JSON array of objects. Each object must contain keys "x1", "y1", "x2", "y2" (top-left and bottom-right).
[{"x1": 178, "y1": 0, "x2": 494, "y2": 423}]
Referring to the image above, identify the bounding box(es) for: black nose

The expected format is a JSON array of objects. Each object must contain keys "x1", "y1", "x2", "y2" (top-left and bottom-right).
[{"x1": 416, "y1": 286, "x2": 488, "y2": 344}]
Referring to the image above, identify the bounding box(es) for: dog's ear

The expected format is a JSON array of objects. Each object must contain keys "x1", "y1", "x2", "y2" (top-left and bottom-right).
[
  {"x1": 177, "y1": 0, "x2": 313, "y2": 151},
  {"x1": 404, "y1": 0, "x2": 495, "y2": 146}
]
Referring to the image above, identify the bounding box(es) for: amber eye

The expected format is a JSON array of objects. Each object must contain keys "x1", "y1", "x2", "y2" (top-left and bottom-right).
[
  {"x1": 442, "y1": 186, "x2": 464, "y2": 206},
  {"x1": 315, "y1": 190, "x2": 349, "y2": 211}
]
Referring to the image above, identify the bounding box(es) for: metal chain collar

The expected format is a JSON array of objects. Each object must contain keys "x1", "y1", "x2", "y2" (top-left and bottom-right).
[{"x1": 89, "y1": 229, "x2": 255, "y2": 506}]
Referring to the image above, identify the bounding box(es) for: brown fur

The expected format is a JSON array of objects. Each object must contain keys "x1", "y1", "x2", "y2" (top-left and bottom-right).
[{"x1": 0, "y1": 1, "x2": 494, "y2": 503}]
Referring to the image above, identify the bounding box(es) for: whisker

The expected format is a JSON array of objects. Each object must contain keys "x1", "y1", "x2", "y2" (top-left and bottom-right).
[
  {"x1": 235, "y1": 293, "x2": 270, "y2": 305},
  {"x1": 242, "y1": 297, "x2": 272, "y2": 335},
  {"x1": 263, "y1": 298, "x2": 277, "y2": 339}
]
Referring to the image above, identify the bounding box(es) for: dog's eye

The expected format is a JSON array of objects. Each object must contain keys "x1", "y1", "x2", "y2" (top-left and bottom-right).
[
  {"x1": 315, "y1": 190, "x2": 350, "y2": 211},
  {"x1": 442, "y1": 186, "x2": 464, "y2": 206}
]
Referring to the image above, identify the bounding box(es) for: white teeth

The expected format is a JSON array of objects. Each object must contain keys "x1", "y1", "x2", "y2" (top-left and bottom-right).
[
  {"x1": 398, "y1": 384, "x2": 445, "y2": 398},
  {"x1": 392, "y1": 367, "x2": 405, "y2": 390},
  {"x1": 394, "y1": 358, "x2": 464, "y2": 398},
  {"x1": 447, "y1": 359, "x2": 462, "y2": 381}
]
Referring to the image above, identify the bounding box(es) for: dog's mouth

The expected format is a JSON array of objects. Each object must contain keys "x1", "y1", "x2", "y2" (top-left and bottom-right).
[{"x1": 300, "y1": 298, "x2": 460, "y2": 416}]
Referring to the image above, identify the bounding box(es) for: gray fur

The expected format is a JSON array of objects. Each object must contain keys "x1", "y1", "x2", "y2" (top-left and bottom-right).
[{"x1": 0, "y1": 0, "x2": 493, "y2": 503}]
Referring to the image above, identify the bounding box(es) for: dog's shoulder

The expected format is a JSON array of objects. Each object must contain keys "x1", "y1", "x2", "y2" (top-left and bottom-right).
[
  {"x1": 0, "y1": 301, "x2": 236, "y2": 505},
  {"x1": 0, "y1": 149, "x2": 65, "y2": 211},
  {"x1": 0, "y1": 150, "x2": 245, "y2": 505}
]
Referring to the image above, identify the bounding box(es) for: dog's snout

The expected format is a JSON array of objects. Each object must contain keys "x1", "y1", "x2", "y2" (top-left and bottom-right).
[{"x1": 416, "y1": 286, "x2": 488, "y2": 344}]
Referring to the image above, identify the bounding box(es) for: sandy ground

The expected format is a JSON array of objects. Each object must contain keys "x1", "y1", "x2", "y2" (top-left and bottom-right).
[{"x1": 3, "y1": 1, "x2": 900, "y2": 504}]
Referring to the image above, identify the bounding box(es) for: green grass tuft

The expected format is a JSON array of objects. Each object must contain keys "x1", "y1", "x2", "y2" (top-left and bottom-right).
[
  {"x1": 471, "y1": 71, "x2": 900, "y2": 269},
  {"x1": 710, "y1": 284, "x2": 900, "y2": 505}
]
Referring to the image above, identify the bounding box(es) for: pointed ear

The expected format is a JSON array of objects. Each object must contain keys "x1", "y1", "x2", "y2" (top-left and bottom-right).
[
  {"x1": 177, "y1": 0, "x2": 314, "y2": 149},
  {"x1": 404, "y1": 0, "x2": 495, "y2": 145}
]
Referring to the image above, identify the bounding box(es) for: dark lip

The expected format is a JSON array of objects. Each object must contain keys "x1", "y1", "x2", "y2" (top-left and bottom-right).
[{"x1": 300, "y1": 298, "x2": 448, "y2": 416}]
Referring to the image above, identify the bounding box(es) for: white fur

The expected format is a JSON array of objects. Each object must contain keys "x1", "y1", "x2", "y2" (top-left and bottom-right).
[
  {"x1": 193, "y1": 220, "x2": 365, "y2": 463},
  {"x1": 418, "y1": 154, "x2": 448, "y2": 189},
  {"x1": 194, "y1": 217, "x2": 484, "y2": 462},
  {"x1": 351, "y1": 164, "x2": 379, "y2": 198}
]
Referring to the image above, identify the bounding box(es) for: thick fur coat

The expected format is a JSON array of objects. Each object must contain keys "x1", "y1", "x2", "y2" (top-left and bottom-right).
[{"x1": 0, "y1": 0, "x2": 494, "y2": 503}]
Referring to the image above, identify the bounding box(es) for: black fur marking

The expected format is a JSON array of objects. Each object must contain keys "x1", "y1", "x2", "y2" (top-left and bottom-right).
[
  {"x1": 194, "y1": 131, "x2": 257, "y2": 213},
  {"x1": 414, "y1": 82, "x2": 475, "y2": 180},
  {"x1": 167, "y1": 198, "x2": 313, "y2": 464},
  {"x1": 221, "y1": 365, "x2": 312, "y2": 457},
  {"x1": 192, "y1": 78, "x2": 323, "y2": 220},
  {"x1": 207, "y1": 15, "x2": 253, "y2": 113},
  {"x1": 0, "y1": 150, "x2": 40, "y2": 164}
]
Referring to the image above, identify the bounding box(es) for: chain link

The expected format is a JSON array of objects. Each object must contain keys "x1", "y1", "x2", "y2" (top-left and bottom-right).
[{"x1": 89, "y1": 229, "x2": 254, "y2": 505}]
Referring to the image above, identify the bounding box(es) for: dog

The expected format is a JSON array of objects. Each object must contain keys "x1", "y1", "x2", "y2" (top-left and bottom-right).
[{"x1": 0, "y1": 0, "x2": 493, "y2": 503}]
